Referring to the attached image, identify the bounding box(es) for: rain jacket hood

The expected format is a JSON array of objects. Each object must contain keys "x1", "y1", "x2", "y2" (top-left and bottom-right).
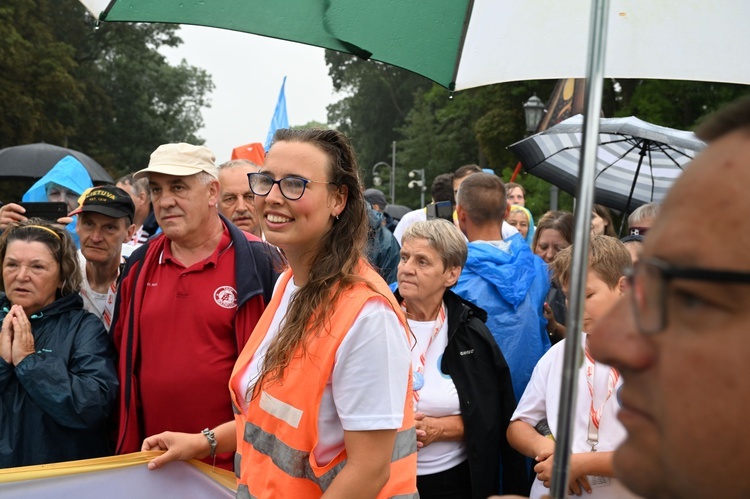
[
  {"x1": 21, "y1": 155, "x2": 93, "y2": 248},
  {"x1": 462, "y1": 233, "x2": 541, "y2": 306},
  {"x1": 22, "y1": 155, "x2": 93, "y2": 203},
  {"x1": 453, "y1": 233, "x2": 550, "y2": 400}
]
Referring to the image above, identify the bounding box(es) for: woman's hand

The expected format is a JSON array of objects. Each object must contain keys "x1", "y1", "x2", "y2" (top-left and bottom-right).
[
  {"x1": 414, "y1": 413, "x2": 464, "y2": 449},
  {"x1": 0, "y1": 309, "x2": 14, "y2": 364},
  {"x1": 0, "y1": 203, "x2": 27, "y2": 230},
  {"x1": 55, "y1": 216, "x2": 73, "y2": 227},
  {"x1": 8, "y1": 305, "x2": 35, "y2": 365},
  {"x1": 142, "y1": 431, "x2": 211, "y2": 470}
]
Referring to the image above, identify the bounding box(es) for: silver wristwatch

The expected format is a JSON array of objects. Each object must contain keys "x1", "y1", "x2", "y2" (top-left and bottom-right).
[{"x1": 201, "y1": 427, "x2": 217, "y2": 458}]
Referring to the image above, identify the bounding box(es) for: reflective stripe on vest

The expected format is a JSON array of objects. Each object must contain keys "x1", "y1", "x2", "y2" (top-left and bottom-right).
[
  {"x1": 236, "y1": 483, "x2": 418, "y2": 499},
  {"x1": 242, "y1": 421, "x2": 417, "y2": 492}
]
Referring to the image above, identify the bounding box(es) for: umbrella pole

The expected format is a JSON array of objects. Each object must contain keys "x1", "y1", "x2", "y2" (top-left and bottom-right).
[
  {"x1": 549, "y1": 0, "x2": 611, "y2": 497},
  {"x1": 618, "y1": 142, "x2": 648, "y2": 235}
]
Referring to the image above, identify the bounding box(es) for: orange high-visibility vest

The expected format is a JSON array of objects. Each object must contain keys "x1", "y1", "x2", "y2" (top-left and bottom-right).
[{"x1": 229, "y1": 262, "x2": 418, "y2": 499}]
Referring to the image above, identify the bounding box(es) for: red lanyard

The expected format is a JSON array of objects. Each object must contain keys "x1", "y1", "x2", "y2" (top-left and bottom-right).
[{"x1": 584, "y1": 337, "x2": 619, "y2": 451}]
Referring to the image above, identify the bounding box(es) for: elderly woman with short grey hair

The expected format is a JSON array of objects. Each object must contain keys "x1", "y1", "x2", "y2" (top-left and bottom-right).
[{"x1": 395, "y1": 219, "x2": 527, "y2": 498}]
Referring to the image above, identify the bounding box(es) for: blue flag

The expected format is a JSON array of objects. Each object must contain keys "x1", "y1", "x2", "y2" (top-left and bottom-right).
[{"x1": 264, "y1": 76, "x2": 289, "y2": 151}]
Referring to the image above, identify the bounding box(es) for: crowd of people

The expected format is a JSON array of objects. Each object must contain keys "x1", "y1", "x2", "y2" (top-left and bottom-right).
[{"x1": 1, "y1": 96, "x2": 749, "y2": 498}]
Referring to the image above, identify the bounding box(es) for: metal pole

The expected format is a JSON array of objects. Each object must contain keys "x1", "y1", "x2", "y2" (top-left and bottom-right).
[
  {"x1": 550, "y1": 185, "x2": 559, "y2": 211},
  {"x1": 549, "y1": 0, "x2": 610, "y2": 497},
  {"x1": 420, "y1": 170, "x2": 426, "y2": 207},
  {"x1": 390, "y1": 140, "x2": 396, "y2": 205}
]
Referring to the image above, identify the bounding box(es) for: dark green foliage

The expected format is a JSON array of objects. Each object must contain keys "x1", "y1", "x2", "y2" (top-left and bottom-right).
[
  {"x1": 326, "y1": 62, "x2": 749, "y2": 215},
  {"x1": 0, "y1": 0, "x2": 213, "y2": 199},
  {"x1": 325, "y1": 50, "x2": 431, "y2": 202}
]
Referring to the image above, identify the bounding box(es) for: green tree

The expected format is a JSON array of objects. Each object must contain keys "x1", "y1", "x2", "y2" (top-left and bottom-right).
[
  {"x1": 0, "y1": 0, "x2": 214, "y2": 190},
  {"x1": 611, "y1": 79, "x2": 750, "y2": 129},
  {"x1": 325, "y1": 50, "x2": 431, "y2": 194},
  {"x1": 0, "y1": 0, "x2": 85, "y2": 146},
  {"x1": 294, "y1": 120, "x2": 329, "y2": 130},
  {"x1": 397, "y1": 80, "x2": 556, "y2": 210}
]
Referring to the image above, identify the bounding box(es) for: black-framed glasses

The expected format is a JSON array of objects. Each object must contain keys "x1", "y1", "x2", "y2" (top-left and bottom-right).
[
  {"x1": 247, "y1": 172, "x2": 337, "y2": 201},
  {"x1": 627, "y1": 257, "x2": 750, "y2": 335}
]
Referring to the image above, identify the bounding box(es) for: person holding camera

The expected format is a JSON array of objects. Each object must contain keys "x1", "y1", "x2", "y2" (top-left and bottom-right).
[{"x1": 0, "y1": 156, "x2": 92, "y2": 247}]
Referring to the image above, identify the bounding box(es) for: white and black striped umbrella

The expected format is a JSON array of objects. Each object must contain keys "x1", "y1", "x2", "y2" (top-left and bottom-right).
[{"x1": 509, "y1": 115, "x2": 706, "y2": 213}]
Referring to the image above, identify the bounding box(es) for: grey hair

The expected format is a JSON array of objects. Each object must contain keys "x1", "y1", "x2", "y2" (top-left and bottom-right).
[
  {"x1": 401, "y1": 219, "x2": 467, "y2": 271},
  {"x1": 196, "y1": 170, "x2": 218, "y2": 185},
  {"x1": 117, "y1": 174, "x2": 150, "y2": 196},
  {"x1": 628, "y1": 202, "x2": 660, "y2": 227},
  {"x1": 218, "y1": 159, "x2": 259, "y2": 171}
]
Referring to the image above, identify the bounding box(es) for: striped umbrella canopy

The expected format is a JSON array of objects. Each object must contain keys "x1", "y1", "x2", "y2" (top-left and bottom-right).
[{"x1": 509, "y1": 115, "x2": 706, "y2": 213}]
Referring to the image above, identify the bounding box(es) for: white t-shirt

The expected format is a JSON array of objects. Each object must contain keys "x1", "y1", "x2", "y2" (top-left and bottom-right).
[
  {"x1": 393, "y1": 207, "x2": 519, "y2": 246},
  {"x1": 408, "y1": 315, "x2": 466, "y2": 475},
  {"x1": 512, "y1": 333, "x2": 641, "y2": 499},
  {"x1": 233, "y1": 276, "x2": 411, "y2": 466}
]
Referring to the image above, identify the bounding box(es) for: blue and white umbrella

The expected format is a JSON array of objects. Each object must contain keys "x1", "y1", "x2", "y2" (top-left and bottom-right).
[{"x1": 510, "y1": 114, "x2": 706, "y2": 213}]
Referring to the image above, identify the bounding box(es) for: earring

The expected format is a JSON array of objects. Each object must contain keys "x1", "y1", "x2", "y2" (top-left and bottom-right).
[{"x1": 335, "y1": 214, "x2": 340, "y2": 220}]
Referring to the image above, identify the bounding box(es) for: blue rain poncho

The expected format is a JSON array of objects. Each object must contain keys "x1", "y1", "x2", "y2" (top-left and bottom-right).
[
  {"x1": 453, "y1": 233, "x2": 550, "y2": 401},
  {"x1": 22, "y1": 156, "x2": 93, "y2": 247}
]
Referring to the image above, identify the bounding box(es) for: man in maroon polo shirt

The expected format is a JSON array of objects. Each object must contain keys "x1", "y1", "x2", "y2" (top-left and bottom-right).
[{"x1": 111, "y1": 143, "x2": 278, "y2": 470}]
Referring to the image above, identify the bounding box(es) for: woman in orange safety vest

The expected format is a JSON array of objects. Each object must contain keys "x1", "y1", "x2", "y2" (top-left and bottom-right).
[{"x1": 142, "y1": 129, "x2": 418, "y2": 499}]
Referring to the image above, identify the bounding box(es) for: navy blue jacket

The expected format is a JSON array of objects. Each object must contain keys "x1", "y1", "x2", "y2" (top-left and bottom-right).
[{"x1": 0, "y1": 293, "x2": 118, "y2": 467}]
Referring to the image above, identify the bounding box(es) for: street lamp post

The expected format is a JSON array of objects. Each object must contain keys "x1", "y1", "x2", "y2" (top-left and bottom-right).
[
  {"x1": 371, "y1": 141, "x2": 397, "y2": 205},
  {"x1": 408, "y1": 168, "x2": 426, "y2": 207},
  {"x1": 523, "y1": 93, "x2": 545, "y2": 134},
  {"x1": 523, "y1": 93, "x2": 558, "y2": 210}
]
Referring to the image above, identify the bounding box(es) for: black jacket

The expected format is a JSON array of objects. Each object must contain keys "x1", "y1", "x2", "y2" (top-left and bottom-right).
[
  {"x1": 0, "y1": 293, "x2": 118, "y2": 467},
  {"x1": 397, "y1": 289, "x2": 529, "y2": 498}
]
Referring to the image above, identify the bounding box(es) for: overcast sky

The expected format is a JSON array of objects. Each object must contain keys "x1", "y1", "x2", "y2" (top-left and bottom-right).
[{"x1": 160, "y1": 25, "x2": 339, "y2": 164}]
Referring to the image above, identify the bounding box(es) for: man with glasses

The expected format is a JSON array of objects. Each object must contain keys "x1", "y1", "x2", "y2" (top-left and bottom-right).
[
  {"x1": 588, "y1": 96, "x2": 750, "y2": 498},
  {"x1": 111, "y1": 143, "x2": 278, "y2": 470}
]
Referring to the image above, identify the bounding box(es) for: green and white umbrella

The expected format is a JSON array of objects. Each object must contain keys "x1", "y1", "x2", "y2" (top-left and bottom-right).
[{"x1": 79, "y1": 0, "x2": 750, "y2": 91}]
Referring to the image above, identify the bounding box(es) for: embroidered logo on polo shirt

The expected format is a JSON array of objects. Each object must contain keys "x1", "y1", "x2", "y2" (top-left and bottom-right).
[{"x1": 214, "y1": 286, "x2": 238, "y2": 309}]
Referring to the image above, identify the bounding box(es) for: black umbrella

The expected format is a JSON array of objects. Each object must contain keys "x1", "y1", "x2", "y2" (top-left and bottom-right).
[
  {"x1": 0, "y1": 143, "x2": 114, "y2": 184},
  {"x1": 384, "y1": 204, "x2": 411, "y2": 222}
]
